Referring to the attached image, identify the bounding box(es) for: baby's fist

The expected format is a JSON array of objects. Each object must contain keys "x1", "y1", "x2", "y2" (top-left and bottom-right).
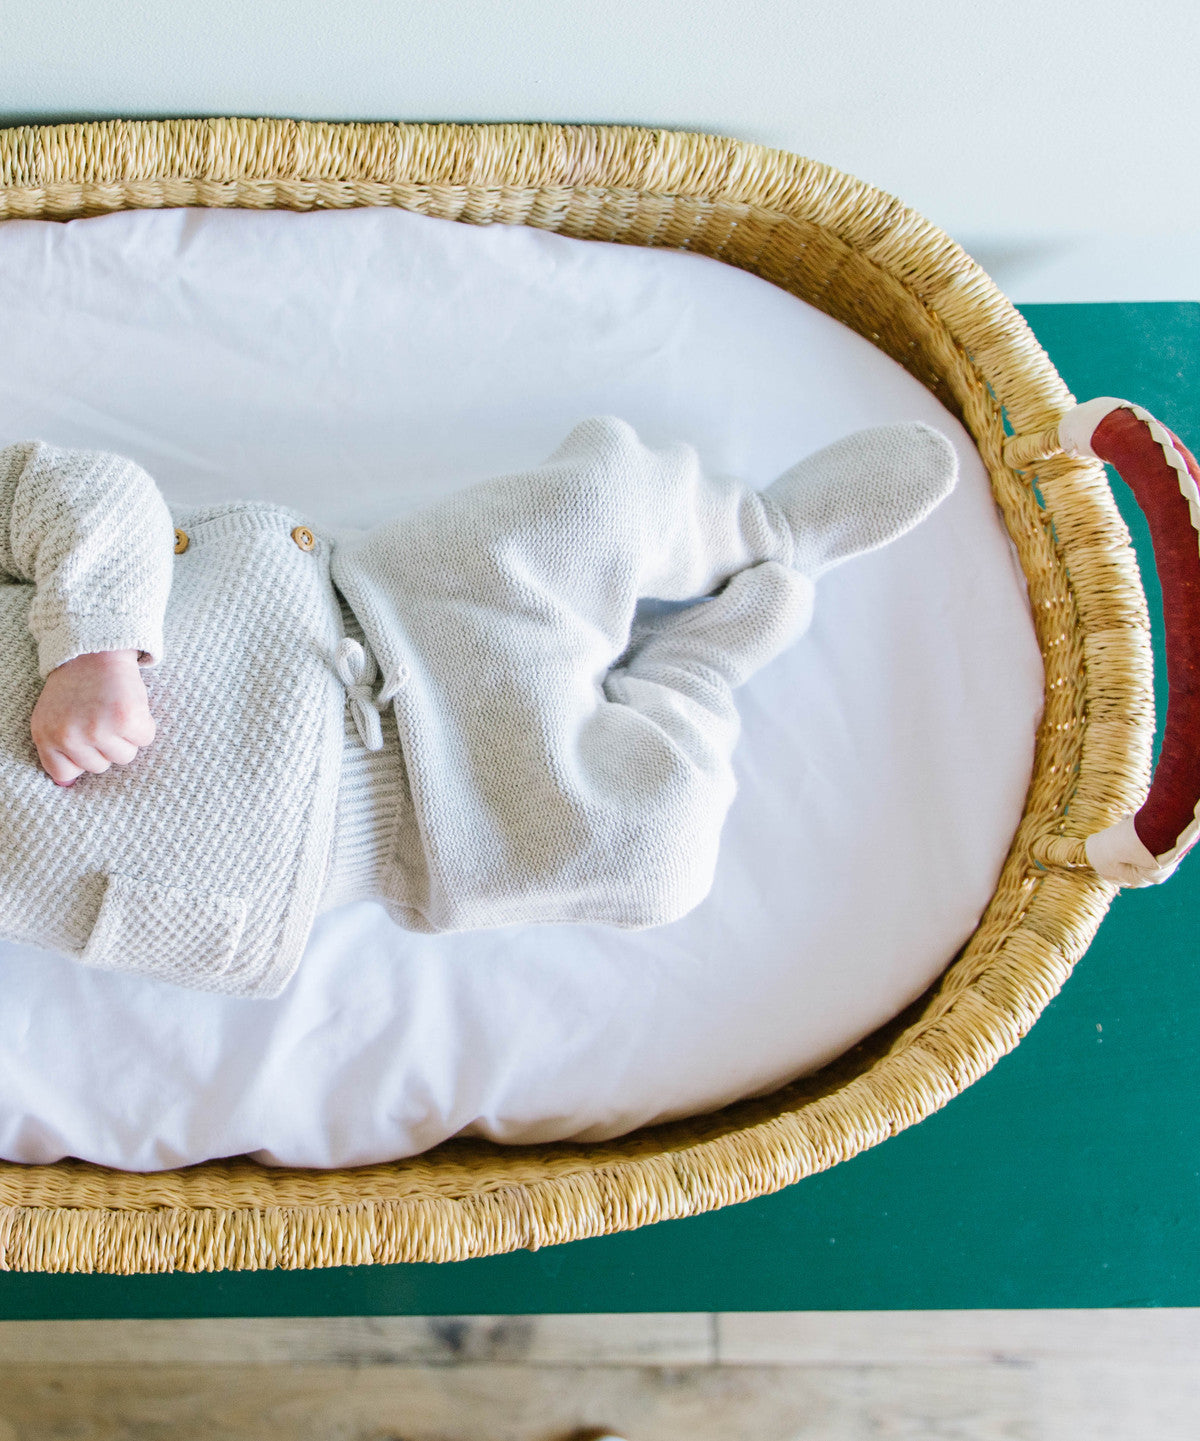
[{"x1": 31, "y1": 649, "x2": 156, "y2": 787}]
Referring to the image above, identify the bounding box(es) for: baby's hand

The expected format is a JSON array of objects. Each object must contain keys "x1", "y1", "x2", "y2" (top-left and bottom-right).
[{"x1": 31, "y1": 649, "x2": 156, "y2": 787}]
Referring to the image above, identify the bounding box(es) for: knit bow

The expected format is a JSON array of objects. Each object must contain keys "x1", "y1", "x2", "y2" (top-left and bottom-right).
[{"x1": 332, "y1": 635, "x2": 399, "y2": 751}]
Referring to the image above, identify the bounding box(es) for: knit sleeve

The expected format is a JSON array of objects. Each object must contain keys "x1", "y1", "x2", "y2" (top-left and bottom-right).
[{"x1": 0, "y1": 441, "x2": 175, "y2": 677}]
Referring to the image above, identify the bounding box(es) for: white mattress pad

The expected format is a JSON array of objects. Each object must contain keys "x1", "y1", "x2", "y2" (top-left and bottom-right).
[{"x1": 0, "y1": 204, "x2": 1043, "y2": 1171}]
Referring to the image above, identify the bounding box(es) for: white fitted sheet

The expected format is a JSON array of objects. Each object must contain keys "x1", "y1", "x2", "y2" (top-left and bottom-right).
[{"x1": 0, "y1": 205, "x2": 1044, "y2": 1171}]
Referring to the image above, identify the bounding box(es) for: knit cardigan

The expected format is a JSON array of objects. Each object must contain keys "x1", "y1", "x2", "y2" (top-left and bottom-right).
[
  {"x1": 0, "y1": 441, "x2": 346, "y2": 997},
  {"x1": 0, "y1": 419, "x2": 956, "y2": 998}
]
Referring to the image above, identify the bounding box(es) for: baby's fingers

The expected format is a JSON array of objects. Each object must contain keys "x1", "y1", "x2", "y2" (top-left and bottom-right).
[
  {"x1": 100, "y1": 735, "x2": 141, "y2": 767},
  {"x1": 122, "y1": 708, "x2": 156, "y2": 749},
  {"x1": 39, "y1": 746, "x2": 86, "y2": 788},
  {"x1": 61, "y1": 741, "x2": 115, "y2": 779},
  {"x1": 40, "y1": 736, "x2": 139, "y2": 787}
]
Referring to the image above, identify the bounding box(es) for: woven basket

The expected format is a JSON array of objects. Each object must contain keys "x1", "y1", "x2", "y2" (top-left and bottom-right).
[{"x1": 0, "y1": 118, "x2": 1151, "y2": 1274}]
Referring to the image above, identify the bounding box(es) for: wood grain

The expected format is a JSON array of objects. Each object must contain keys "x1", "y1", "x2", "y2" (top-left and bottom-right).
[
  {"x1": 0, "y1": 1359, "x2": 1195, "y2": 1441},
  {"x1": 0, "y1": 1313, "x2": 1190, "y2": 1440},
  {"x1": 0, "y1": 1313, "x2": 713, "y2": 1367}
]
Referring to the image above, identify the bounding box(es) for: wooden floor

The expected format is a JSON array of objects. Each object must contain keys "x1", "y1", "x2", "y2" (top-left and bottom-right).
[{"x1": 0, "y1": 1310, "x2": 1194, "y2": 1439}]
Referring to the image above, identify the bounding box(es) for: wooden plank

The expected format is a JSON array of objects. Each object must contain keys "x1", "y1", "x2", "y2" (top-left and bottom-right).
[
  {"x1": 717, "y1": 1308, "x2": 1200, "y2": 1366},
  {"x1": 0, "y1": 1313, "x2": 713, "y2": 1366},
  {"x1": 0, "y1": 1359, "x2": 1194, "y2": 1441},
  {"x1": 4, "y1": 1309, "x2": 1194, "y2": 1369},
  {"x1": 5, "y1": 1308, "x2": 1198, "y2": 1368}
]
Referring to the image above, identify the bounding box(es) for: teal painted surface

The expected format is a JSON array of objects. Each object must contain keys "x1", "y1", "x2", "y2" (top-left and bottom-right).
[{"x1": 2, "y1": 303, "x2": 1197, "y2": 1318}]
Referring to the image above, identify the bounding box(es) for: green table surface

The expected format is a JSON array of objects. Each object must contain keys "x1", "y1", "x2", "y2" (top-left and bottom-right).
[{"x1": 2, "y1": 303, "x2": 1197, "y2": 1320}]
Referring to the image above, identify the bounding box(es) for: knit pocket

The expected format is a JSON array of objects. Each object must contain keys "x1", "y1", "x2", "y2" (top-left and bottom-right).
[{"x1": 80, "y1": 872, "x2": 248, "y2": 990}]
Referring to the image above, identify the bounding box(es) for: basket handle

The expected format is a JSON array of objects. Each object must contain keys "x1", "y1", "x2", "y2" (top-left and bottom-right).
[{"x1": 1012, "y1": 398, "x2": 1200, "y2": 887}]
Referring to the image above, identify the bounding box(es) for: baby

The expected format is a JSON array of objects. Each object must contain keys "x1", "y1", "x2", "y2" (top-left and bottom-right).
[{"x1": 0, "y1": 417, "x2": 956, "y2": 998}]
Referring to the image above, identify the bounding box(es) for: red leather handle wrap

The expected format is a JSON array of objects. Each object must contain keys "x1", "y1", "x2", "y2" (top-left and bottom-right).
[{"x1": 1090, "y1": 407, "x2": 1200, "y2": 863}]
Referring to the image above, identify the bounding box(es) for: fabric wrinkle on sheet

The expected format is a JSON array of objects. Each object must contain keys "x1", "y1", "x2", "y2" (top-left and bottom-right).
[{"x1": 318, "y1": 589, "x2": 406, "y2": 914}]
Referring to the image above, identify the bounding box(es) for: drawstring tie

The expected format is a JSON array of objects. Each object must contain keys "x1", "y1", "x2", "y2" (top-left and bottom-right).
[{"x1": 332, "y1": 635, "x2": 407, "y2": 752}]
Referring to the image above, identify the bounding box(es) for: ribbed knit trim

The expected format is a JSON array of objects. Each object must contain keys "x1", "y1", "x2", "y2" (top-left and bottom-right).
[
  {"x1": 35, "y1": 612, "x2": 166, "y2": 678},
  {"x1": 317, "y1": 589, "x2": 404, "y2": 913}
]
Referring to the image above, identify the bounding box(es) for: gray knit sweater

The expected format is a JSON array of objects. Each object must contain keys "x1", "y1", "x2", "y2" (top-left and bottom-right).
[
  {"x1": 0, "y1": 442, "x2": 346, "y2": 997},
  {"x1": 0, "y1": 419, "x2": 956, "y2": 998}
]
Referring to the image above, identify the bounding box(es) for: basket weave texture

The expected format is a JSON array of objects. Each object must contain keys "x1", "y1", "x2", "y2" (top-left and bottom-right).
[{"x1": 0, "y1": 118, "x2": 1153, "y2": 1274}]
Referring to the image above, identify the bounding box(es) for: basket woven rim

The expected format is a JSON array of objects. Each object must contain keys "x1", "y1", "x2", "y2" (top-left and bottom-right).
[{"x1": 0, "y1": 118, "x2": 1153, "y2": 1273}]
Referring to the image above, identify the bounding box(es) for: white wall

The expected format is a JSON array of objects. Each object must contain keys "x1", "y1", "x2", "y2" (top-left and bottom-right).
[{"x1": 4, "y1": 0, "x2": 1198, "y2": 298}]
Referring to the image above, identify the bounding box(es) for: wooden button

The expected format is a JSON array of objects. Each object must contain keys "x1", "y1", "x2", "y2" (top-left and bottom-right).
[
  {"x1": 173, "y1": 529, "x2": 189, "y2": 555},
  {"x1": 292, "y1": 525, "x2": 316, "y2": 552}
]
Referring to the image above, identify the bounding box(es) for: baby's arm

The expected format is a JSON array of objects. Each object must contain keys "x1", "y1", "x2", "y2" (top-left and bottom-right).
[{"x1": 0, "y1": 441, "x2": 175, "y2": 786}]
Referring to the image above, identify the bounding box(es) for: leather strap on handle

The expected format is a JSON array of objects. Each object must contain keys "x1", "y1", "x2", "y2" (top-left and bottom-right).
[{"x1": 1054, "y1": 397, "x2": 1200, "y2": 886}]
